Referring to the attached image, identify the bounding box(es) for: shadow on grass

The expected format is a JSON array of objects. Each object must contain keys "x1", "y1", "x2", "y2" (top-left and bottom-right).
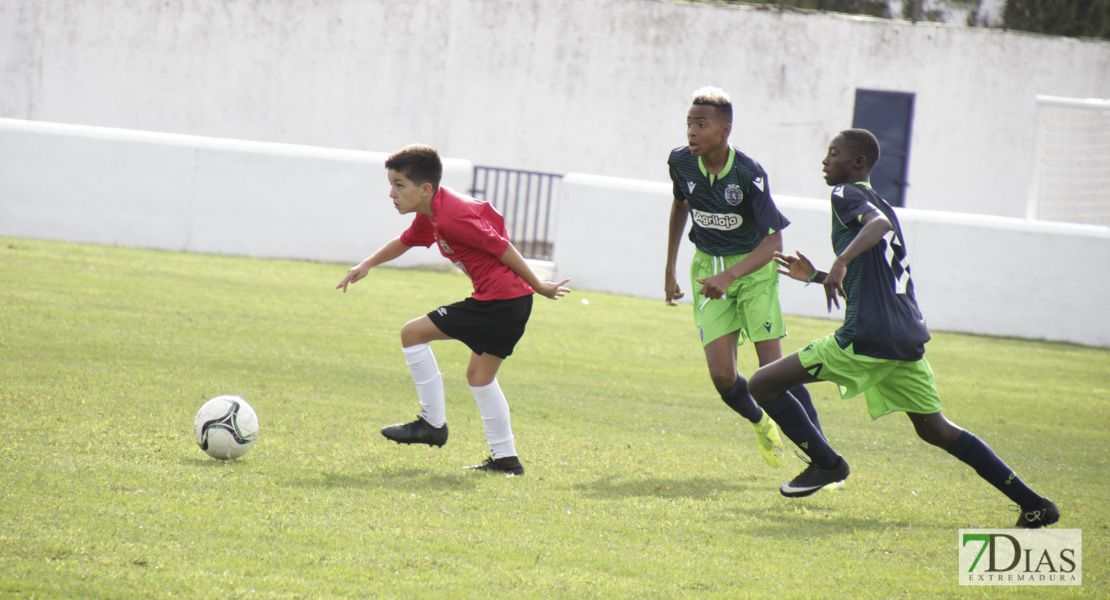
[
  {"x1": 184, "y1": 456, "x2": 253, "y2": 468},
  {"x1": 745, "y1": 496, "x2": 949, "y2": 535},
  {"x1": 285, "y1": 467, "x2": 482, "y2": 492},
  {"x1": 571, "y1": 474, "x2": 760, "y2": 500}
]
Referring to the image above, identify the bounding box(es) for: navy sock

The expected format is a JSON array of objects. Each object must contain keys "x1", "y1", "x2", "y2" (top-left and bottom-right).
[
  {"x1": 788, "y1": 384, "x2": 823, "y2": 438},
  {"x1": 948, "y1": 431, "x2": 1042, "y2": 509},
  {"x1": 763, "y1": 391, "x2": 839, "y2": 469},
  {"x1": 719, "y1": 374, "x2": 763, "y2": 424}
]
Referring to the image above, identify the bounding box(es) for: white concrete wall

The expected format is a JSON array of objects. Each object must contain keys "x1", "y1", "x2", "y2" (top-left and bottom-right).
[
  {"x1": 0, "y1": 118, "x2": 473, "y2": 267},
  {"x1": 4, "y1": 119, "x2": 1108, "y2": 347},
  {"x1": 2, "y1": 0, "x2": 1108, "y2": 220},
  {"x1": 555, "y1": 172, "x2": 1110, "y2": 348}
]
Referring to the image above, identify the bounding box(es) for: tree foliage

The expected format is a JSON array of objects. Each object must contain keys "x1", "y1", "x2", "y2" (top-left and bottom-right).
[
  {"x1": 1004, "y1": 0, "x2": 1110, "y2": 40},
  {"x1": 700, "y1": 0, "x2": 1110, "y2": 40}
]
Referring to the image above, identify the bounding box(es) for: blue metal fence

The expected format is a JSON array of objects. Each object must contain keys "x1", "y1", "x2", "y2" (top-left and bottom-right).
[{"x1": 469, "y1": 166, "x2": 562, "y2": 261}]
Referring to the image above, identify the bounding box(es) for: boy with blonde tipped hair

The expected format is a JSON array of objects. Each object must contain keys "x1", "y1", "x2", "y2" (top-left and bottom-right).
[{"x1": 665, "y1": 87, "x2": 821, "y2": 469}]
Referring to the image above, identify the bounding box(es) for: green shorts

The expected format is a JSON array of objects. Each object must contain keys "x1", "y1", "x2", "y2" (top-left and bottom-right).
[
  {"x1": 798, "y1": 334, "x2": 943, "y2": 420},
  {"x1": 691, "y1": 249, "x2": 785, "y2": 347}
]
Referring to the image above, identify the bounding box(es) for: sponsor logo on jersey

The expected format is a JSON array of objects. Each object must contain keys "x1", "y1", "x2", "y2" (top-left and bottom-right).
[
  {"x1": 687, "y1": 181, "x2": 696, "y2": 194},
  {"x1": 752, "y1": 176, "x2": 765, "y2": 192},
  {"x1": 724, "y1": 184, "x2": 744, "y2": 206},
  {"x1": 833, "y1": 185, "x2": 845, "y2": 198},
  {"x1": 691, "y1": 208, "x2": 742, "y2": 231},
  {"x1": 438, "y1": 238, "x2": 455, "y2": 254},
  {"x1": 437, "y1": 307, "x2": 448, "y2": 316},
  {"x1": 451, "y1": 259, "x2": 471, "y2": 279},
  {"x1": 763, "y1": 321, "x2": 772, "y2": 332}
]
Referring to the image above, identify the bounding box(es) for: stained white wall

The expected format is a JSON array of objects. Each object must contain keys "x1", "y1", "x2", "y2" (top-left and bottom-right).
[
  {"x1": 0, "y1": 119, "x2": 471, "y2": 267},
  {"x1": 2, "y1": 0, "x2": 1108, "y2": 220},
  {"x1": 4, "y1": 119, "x2": 1108, "y2": 347},
  {"x1": 553, "y1": 173, "x2": 1110, "y2": 348}
]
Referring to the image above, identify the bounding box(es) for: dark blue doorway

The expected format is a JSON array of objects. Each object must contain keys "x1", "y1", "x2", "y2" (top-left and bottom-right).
[{"x1": 852, "y1": 89, "x2": 915, "y2": 207}]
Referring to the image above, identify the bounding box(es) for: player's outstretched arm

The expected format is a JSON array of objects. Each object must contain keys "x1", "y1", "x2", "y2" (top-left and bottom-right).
[
  {"x1": 499, "y1": 243, "x2": 571, "y2": 300},
  {"x1": 822, "y1": 211, "x2": 892, "y2": 312},
  {"x1": 775, "y1": 251, "x2": 845, "y2": 313},
  {"x1": 336, "y1": 237, "x2": 411, "y2": 293},
  {"x1": 533, "y1": 279, "x2": 572, "y2": 300},
  {"x1": 774, "y1": 250, "x2": 821, "y2": 283},
  {"x1": 775, "y1": 250, "x2": 844, "y2": 310},
  {"x1": 664, "y1": 197, "x2": 689, "y2": 306}
]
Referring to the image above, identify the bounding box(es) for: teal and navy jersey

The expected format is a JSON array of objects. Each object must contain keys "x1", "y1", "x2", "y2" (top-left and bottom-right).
[
  {"x1": 830, "y1": 183, "x2": 931, "y2": 361},
  {"x1": 668, "y1": 145, "x2": 790, "y2": 256}
]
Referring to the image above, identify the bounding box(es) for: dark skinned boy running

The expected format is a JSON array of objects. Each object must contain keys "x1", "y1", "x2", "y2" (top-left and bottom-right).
[{"x1": 747, "y1": 129, "x2": 1059, "y2": 528}]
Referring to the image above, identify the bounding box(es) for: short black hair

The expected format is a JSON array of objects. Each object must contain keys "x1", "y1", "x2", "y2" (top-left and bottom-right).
[
  {"x1": 839, "y1": 129, "x2": 881, "y2": 170},
  {"x1": 691, "y1": 86, "x2": 733, "y2": 125},
  {"x1": 385, "y1": 144, "x2": 442, "y2": 189}
]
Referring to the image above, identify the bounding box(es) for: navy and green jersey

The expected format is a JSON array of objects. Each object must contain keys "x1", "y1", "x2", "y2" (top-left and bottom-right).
[
  {"x1": 668, "y1": 145, "x2": 790, "y2": 256},
  {"x1": 830, "y1": 183, "x2": 931, "y2": 361}
]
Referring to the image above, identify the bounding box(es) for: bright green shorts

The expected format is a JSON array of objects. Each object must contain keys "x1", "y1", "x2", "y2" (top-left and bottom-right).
[
  {"x1": 798, "y1": 334, "x2": 942, "y2": 420},
  {"x1": 691, "y1": 249, "x2": 785, "y2": 347}
]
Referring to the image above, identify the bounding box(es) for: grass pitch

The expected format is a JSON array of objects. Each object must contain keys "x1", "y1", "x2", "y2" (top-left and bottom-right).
[{"x1": 1, "y1": 237, "x2": 1107, "y2": 599}]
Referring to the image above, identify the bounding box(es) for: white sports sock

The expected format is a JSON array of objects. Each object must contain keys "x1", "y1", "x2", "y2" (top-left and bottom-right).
[
  {"x1": 470, "y1": 378, "x2": 517, "y2": 458},
  {"x1": 402, "y1": 343, "x2": 446, "y2": 428}
]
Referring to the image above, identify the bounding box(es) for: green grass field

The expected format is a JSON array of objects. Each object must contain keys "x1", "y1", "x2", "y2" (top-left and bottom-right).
[{"x1": 1, "y1": 237, "x2": 1106, "y2": 599}]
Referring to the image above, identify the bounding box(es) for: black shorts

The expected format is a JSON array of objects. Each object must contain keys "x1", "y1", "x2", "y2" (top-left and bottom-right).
[{"x1": 427, "y1": 295, "x2": 534, "y2": 359}]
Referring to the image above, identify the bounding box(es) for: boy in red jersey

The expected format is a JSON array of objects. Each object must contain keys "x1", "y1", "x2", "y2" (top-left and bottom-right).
[{"x1": 337, "y1": 144, "x2": 570, "y2": 475}]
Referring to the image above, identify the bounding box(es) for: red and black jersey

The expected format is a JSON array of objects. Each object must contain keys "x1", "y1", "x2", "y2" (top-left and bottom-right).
[{"x1": 400, "y1": 187, "x2": 534, "y2": 301}]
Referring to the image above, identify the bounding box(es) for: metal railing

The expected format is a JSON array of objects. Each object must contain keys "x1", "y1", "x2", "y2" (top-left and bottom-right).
[{"x1": 469, "y1": 166, "x2": 562, "y2": 261}]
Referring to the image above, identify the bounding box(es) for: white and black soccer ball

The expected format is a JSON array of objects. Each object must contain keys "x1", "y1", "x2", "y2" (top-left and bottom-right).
[{"x1": 194, "y1": 395, "x2": 259, "y2": 460}]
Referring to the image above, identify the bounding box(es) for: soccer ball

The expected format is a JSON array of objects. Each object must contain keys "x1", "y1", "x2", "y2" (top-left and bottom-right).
[{"x1": 194, "y1": 395, "x2": 259, "y2": 460}]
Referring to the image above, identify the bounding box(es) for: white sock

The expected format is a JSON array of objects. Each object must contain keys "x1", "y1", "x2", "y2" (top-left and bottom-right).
[
  {"x1": 470, "y1": 378, "x2": 517, "y2": 458},
  {"x1": 402, "y1": 343, "x2": 446, "y2": 428}
]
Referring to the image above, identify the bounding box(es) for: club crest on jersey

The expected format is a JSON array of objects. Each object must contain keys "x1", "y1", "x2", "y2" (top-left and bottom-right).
[
  {"x1": 724, "y1": 184, "x2": 744, "y2": 206},
  {"x1": 691, "y1": 208, "x2": 742, "y2": 231}
]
